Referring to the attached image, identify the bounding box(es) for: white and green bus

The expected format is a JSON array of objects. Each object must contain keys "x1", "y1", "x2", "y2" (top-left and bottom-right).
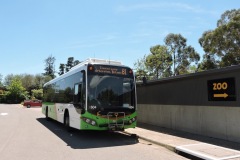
[{"x1": 42, "y1": 58, "x2": 137, "y2": 131}]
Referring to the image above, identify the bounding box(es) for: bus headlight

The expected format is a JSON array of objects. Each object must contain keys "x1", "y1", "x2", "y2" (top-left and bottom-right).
[
  {"x1": 86, "y1": 119, "x2": 90, "y2": 123},
  {"x1": 129, "y1": 117, "x2": 137, "y2": 124},
  {"x1": 82, "y1": 117, "x2": 97, "y2": 126},
  {"x1": 91, "y1": 121, "x2": 96, "y2": 126},
  {"x1": 132, "y1": 117, "x2": 136, "y2": 122}
]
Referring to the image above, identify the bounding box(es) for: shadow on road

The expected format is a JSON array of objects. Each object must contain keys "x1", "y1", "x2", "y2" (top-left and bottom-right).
[{"x1": 37, "y1": 118, "x2": 138, "y2": 149}]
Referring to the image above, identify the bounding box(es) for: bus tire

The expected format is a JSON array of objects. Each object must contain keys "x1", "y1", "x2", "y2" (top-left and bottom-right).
[
  {"x1": 27, "y1": 104, "x2": 31, "y2": 108},
  {"x1": 46, "y1": 107, "x2": 50, "y2": 121},
  {"x1": 64, "y1": 111, "x2": 71, "y2": 132}
]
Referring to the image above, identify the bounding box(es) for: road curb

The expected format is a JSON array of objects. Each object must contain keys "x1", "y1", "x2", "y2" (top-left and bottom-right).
[{"x1": 124, "y1": 131, "x2": 176, "y2": 152}]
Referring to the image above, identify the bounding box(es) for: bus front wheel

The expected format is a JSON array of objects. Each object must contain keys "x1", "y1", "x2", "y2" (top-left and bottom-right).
[
  {"x1": 64, "y1": 112, "x2": 71, "y2": 132},
  {"x1": 46, "y1": 107, "x2": 50, "y2": 121}
]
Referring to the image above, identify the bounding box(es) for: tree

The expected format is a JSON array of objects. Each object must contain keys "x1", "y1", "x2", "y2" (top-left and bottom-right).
[
  {"x1": 134, "y1": 55, "x2": 149, "y2": 81},
  {"x1": 34, "y1": 74, "x2": 50, "y2": 89},
  {"x1": 165, "y1": 33, "x2": 200, "y2": 75},
  {"x1": 145, "y1": 45, "x2": 172, "y2": 79},
  {"x1": 5, "y1": 78, "x2": 28, "y2": 103},
  {"x1": 44, "y1": 55, "x2": 56, "y2": 79},
  {"x1": 164, "y1": 33, "x2": 186, "y2": 75},
  {"x1": 31, "y1": 89, "x2": 43, "y2": 100},
  {"x1": 0, "y1": 74, "x2": 4, "y2": 103},
  {"x1": 217, "y1": 9, "x2": 240, "y2": 26},
  {"x1": 59, "y1": 58, "x2": 81, "y2": 75},
  {"x1": 198, "y1": 53, "x2": 218, "y2": 71},
  {"x1": 5, "y1": 73, "x2": 49, "y2": 90},
  {"x1": 0, "y1": 74, "x2": 3, "y2": 87},
  {"x1": 43, "y1": 75, "x2": 52, "y2": 86},
  {"x1": 65, "y1": 57, "x2": 74, "y2": 72},
  {"x1": 2, "y1": 73, "x2": 50, "y2": 103},
  {"x1": 74, "y1": 60, "x2": 80, "y2": 66},
  {"x1": 134, "y1": 33, "x2": 200, "y2": 79},
  {"x1": 58, "y1": 63, "x2": 65, "y2": 76},
  {"x1": 4, "y1": 74, "x2": 15, "y2": 86},
  {"x1": 199, "y1": 9, "x2": 240, "y2": 69},
  {"x1": 181, "y1": 46, "x2": 200, "y2": 74},
  {"x1": 20, "y1": 74, "x2": 35, "y2": 92}
]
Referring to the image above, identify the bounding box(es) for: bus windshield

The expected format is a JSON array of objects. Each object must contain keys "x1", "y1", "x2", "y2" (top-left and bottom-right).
[{"x1": 87, "y1": 74, "x2": 135, "y2": 115}]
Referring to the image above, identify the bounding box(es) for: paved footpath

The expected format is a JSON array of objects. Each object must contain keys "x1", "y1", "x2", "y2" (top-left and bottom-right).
[{"x1": 126, "y1": 123, "x2": 240, "y2": 160}]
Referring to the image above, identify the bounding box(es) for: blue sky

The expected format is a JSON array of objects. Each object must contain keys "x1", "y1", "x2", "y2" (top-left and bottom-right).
[{"x1": 0, "y1": 0, "x2": 239, "y2": 78}]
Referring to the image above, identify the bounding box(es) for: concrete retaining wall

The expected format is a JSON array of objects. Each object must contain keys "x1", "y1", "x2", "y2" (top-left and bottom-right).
[
  {"x1": 136, "y1": 65, "x2": 240, "y2": 143},
  {"x1": 137, "y1": 104, "x2": 240, "y2": 142}
]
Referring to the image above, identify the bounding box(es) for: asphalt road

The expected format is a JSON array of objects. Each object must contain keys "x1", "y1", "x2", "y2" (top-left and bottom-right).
[{"x1": 0, "y1": 104, "x2": 189, "y2": 160}]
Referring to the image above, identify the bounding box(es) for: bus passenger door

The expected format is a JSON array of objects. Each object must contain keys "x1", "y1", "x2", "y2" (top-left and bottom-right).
[
  {"x1": 73, "y1": 83, "x2": 85, "y2": 113},
  {"x1": 74, "y1": 83, "x2": 81, "y2": 107}
]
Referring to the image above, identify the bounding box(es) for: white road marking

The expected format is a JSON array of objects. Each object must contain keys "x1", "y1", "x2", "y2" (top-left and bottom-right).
[
  {"x1": 0, "y1": 113, "x2": 8, "y2": 116},
  {"x1": 176, "y1": 143, "x2": 240, "y2": 160}
]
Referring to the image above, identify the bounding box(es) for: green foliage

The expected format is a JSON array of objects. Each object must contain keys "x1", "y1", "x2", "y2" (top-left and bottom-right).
[
  {"x1": 0, "y1": 94, "x2": 6, "y2": 103},
  {"x1": 74, "y1": 60, "x2": 81, "y2": 66},
  {"x1": 165, "y1": 33, "x2": 200, "y2": 75},
  {"x1": 199, "y1": 9, "x2": 240, "y2": 69},
  {"x1": 145, "y1": 45, "x2": 172, "y2": 79},
  {"x1": 198, "y1": 53, "x2": 219, "y2": 71},
  {"x1": 134, "y1": 55, "x2": 149, "y2": 81},
  {"x1": 2, "y1": 74, "x2": 51, "y2": 103},
  {"x1": 59, "y1": 57, "x2": 81, "y2": 75},
  {"x1": 34, "y1": 74, "x2": 51, "y2": 89},
  {"x1": 4, "y1": 74, "x2": 50, "y2": 90},
  {"x1": 164, "y1": 33, "x2": 186, "y2": 76},
  {"x1": 217, "y1": 9, "x2": 240, "y2": 27},
  {"x1": 58, "y1": 63, "x2": 65, "y2": 75},
  {"x1": 43, "y1": 55, "x2": 56, "y2": 79},
  {"x1": 20, "y1": 74, "x2": 35, "y2": 92},
  {"x1": 0, "y1": 84, "x2": 6, "y2": 103},
  {"x1": 66, "y1": 57, "x2": 74, "y2": 72},
  {"x1": 5, "y1": 78, "x2": 28, "y2": 103},
  {"x1": 181, "y1": 46, "x2": 200, "y2": 74},
  {"x1": 31, "y1": 89, "x2": 43, "y2": 100},
  {"x1": 188, "y1": 65, "x2": 198, "y2": 73},
  {"x1": 0, "y1": 74, "x2": 3, "y2": 87},
  {"x1": 4, "y1": 74, "x2": 15, "y2": 86},
  {"x1": 134, "y1": 34, "x2": 200, "y2": 79}
]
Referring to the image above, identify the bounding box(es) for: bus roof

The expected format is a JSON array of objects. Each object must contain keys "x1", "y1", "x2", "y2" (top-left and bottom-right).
[
  {"x1": 70, "y1": 58, "x2": 122, "y2": 71},
  {"x1": 43, "y1": 58, "x2": 125, "y2": 87}
]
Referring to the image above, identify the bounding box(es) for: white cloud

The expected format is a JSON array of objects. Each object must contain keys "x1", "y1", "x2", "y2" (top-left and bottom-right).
[{"x1": 116, "y1": 2, "x2": 218, "y2": 15}]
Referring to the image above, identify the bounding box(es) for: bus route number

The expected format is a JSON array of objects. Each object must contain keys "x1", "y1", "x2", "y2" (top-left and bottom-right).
[{"x1": 122, "y1": 69, "x2": 126, "y2": 75}]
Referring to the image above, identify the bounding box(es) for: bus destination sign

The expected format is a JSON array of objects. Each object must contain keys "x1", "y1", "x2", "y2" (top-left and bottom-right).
[
  {"x1": 93, "y1": 65, "x2": 129, "y2": 76},
  {"x1": 207, "y1": 77, "x2": 236, "y2": 101}
]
